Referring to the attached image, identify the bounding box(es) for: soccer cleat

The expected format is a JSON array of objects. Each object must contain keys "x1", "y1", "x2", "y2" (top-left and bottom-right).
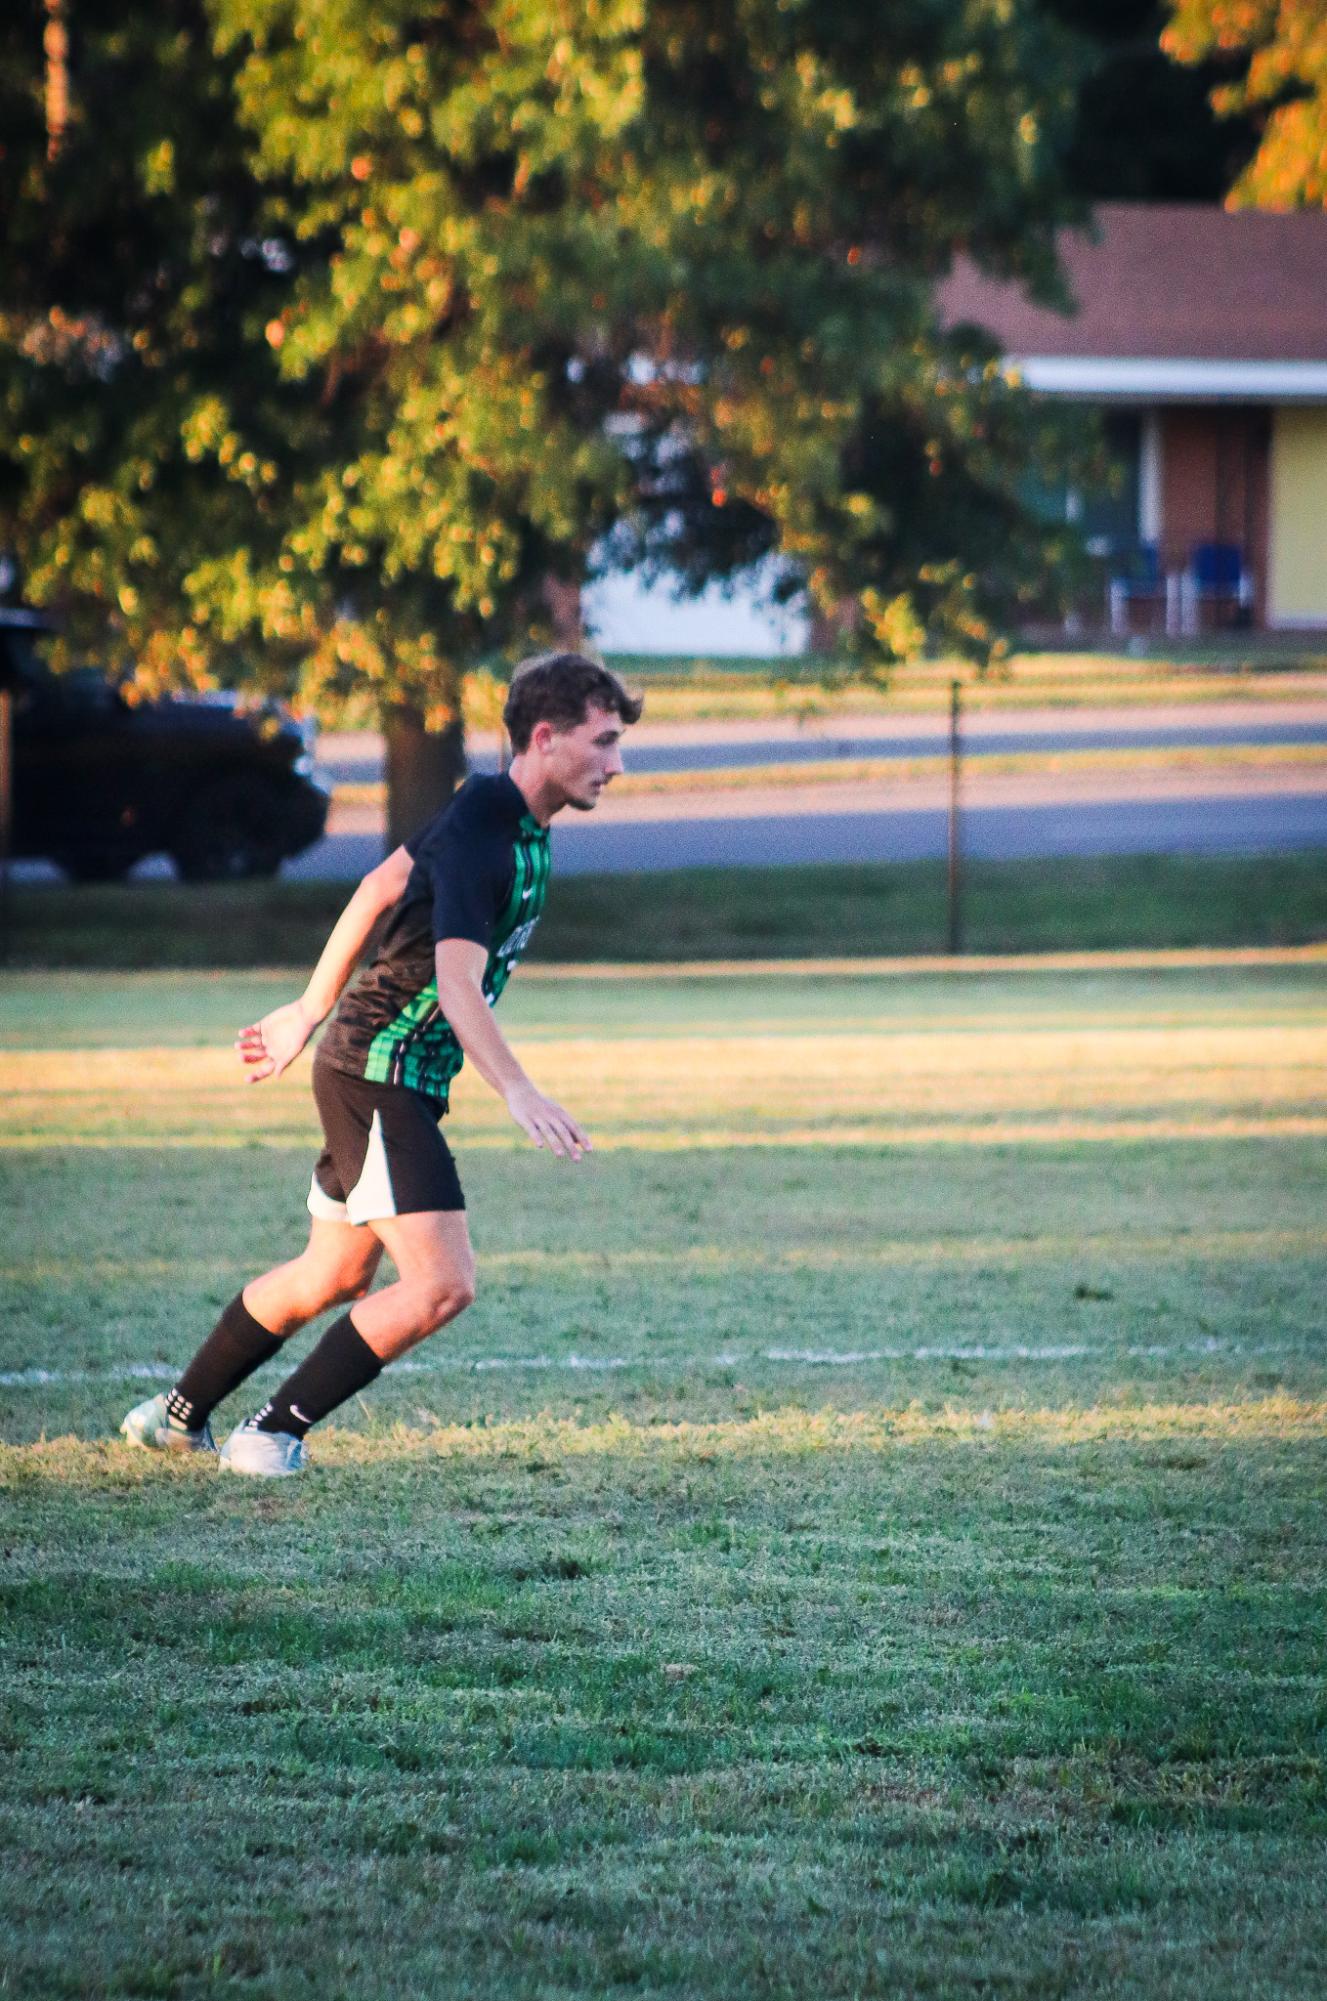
[
  {"x1": 219, "y1": 1423, "x2": 308, "y2": 1478},
  {"x1": 120, "y1": 1393, "x2": 216, "y2": 1454}
]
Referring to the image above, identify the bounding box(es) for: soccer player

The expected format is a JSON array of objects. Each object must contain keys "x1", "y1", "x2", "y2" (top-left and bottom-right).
[{"x1": 121, "y1": 651, "x2": 641, "y2": 1476}]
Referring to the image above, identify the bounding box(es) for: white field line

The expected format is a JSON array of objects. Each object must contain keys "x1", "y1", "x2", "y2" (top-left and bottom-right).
[{"x1": 0, "y1": 1336, "x2": 1240, "y2": 1392}]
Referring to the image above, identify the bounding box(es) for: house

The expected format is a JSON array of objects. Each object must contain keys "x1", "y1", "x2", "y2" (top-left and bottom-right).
[
  {"x1": 592, "y1": 203, "x2": 1327, "y2": 653},
  {"x1": 938, "y1": 203, "x2": 1327, "y2": 635}
]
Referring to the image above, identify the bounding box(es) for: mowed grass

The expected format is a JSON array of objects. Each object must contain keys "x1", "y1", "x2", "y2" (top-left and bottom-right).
[
  {"x1": 11, "y1": 850, "x2": 1327, "y2": 968},
  {"x1": 2, "y1": 964, "x2": 1326, "y2": 1998},
  {"x1": 595, "y1": 647, "x2": 1327, "y2": 720}
]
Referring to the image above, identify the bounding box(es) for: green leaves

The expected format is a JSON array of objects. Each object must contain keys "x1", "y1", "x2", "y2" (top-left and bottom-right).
[
  {"x1": 1, "y1": 0, "x2": 1090, "y2": 711},
  {"x1": 1164, "y1": 1, "x2": 1327, "y2": 210}
]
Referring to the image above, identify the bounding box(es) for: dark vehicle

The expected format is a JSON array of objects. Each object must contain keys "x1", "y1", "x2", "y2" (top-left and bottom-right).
[{"x1": 1, "y1": 609, "x2": 329, "y2": 881}]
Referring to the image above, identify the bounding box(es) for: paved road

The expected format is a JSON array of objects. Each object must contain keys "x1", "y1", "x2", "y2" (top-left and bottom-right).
[
  {"x1": 487, "y1": 721, "x2": 1327, "y2": 778},
  {"x1": 320, "y1": 704, "x2": 1327, "y2": 784},
  {"x1": 284, "y1": 787, "x2": 1327, "y2": 879},
  {"x1": 13, "y1": 700, "x2": 1326, "y2": 884}
]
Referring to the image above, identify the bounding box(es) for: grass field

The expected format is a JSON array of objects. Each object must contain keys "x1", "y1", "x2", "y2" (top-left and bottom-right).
[
  {"x1": 322, "y1": 646, "x2": 1327, "y2": 735},
  {"x1": 10, "y1": 849, "x2": 1327, "y2": 969},
  {"x1": 587, "y1": 648, "x2": 1327, "y2": 723},
  {"x1": 3, "y1": 961, "x2": 1326, "y2": 1997}
]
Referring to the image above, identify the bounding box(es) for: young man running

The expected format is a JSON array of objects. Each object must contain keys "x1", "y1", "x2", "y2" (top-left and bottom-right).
[{"x1": 121, "y1": 651, "x2": 640, "y2": 1476}]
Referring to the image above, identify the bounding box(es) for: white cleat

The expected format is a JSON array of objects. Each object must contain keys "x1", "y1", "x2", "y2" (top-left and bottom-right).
[
  {"x1": 120, "y1": 1394, "x2": 216, "y2": 1454},
  {"x1": 219, "y1": 1424, "x2": 308, "y2": 1478}
]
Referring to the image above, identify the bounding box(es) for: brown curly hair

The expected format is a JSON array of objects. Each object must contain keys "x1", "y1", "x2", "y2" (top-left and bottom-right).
[{"x1": 503, "y1": 651, "x2": 643, "y2": 753}]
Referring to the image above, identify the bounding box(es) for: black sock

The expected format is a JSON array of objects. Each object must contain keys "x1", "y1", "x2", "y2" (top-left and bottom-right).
[
  {"x1": 167, "y1": 1293, "x2": 284, "y2": 1430},
  {"x1": 252, "y1": 1313, "x2": 383, "y2": 1439}
]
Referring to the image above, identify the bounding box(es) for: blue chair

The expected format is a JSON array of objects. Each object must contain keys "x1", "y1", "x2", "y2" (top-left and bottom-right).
[
  {"x1": 1184, "y1": 543, "x2": 1253, "y2": 631},
  {"x1": 1107, "y1": 542, "x2": 1162, "y2": 635},
  {"x1": 1193, "y1": 542, "x2": 1250, "y2": 598}
]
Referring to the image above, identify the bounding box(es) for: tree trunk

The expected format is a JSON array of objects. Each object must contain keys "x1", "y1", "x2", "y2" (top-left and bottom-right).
[
  {"x1": 382, "y1": 702, "x2": 466, "y2": 853},
  {"x1": 807, "y1": 595, "x2": 860, "y2": 656},
  {"x1": 542, "y1": 575, "x2": 584, "y2": 647}
]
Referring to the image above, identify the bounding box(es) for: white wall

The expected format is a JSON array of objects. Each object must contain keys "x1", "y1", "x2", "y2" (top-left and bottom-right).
[{"x1": 584, "y1": 568, "x2": 809, "y2": 657}]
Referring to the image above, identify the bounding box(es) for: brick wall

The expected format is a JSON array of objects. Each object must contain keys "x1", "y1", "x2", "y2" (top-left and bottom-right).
[{"x1": 1159, "y1": 407, "x2": 1270, "y2": 622}]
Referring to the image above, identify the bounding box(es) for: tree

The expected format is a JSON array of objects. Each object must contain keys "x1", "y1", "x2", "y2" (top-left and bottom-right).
[
  {"x1": 1163, "y1": 1, "x2": 1327, "y2": 208},
  {"x1": 0, "y1": 0, "x2": 295, "y2": 690},
  {"x1": 210, "y1": 0, "x2": 650, "y2": 834},
  {"x1": 2, "y1": 0, "x2": 1095, "y2": 833},
  {"x1": 221, "y1": 0, "x2": 1094, "y2": 671},
  {"x1": 1045, "y1": 0, "x2": 1256, "y2": 202}
]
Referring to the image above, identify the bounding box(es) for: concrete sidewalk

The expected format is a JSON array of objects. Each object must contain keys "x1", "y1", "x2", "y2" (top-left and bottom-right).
[
  {"x1": 326, "y1": 757, "x2": 1327, "y2": 834},
  {"x1": 306, "y1": 696, "x2": 1327, "y2": 875},
  {"x1": 317, "y1": 694, "x2": 1327, "y2": 779},
  {"x1": 301, "y1": 774, "x2": 1327, "y2": 878}
]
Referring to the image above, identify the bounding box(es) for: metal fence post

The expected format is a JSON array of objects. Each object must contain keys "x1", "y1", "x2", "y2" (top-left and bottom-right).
[{"x1": 947, "y1": 679, "x2": 962, "y2": 957}]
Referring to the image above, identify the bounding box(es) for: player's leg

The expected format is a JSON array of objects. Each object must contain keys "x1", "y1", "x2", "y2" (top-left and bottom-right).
[
  {"x1": 242, "y1": 1216, "x2": 384, "y2": 1336},
  {"x1": 221, "y1": 1073, "x2": 473, "y2": 1475},
  {"x1": 121, "y1": 1218, "x2": 382, "y2": 1453},
  {"x1": 220, "y1": 1213, "x2": 475, "y2": 1475},
  {"x1": 352, "y1": 1209, "x2": 477, "y2": 1360}
]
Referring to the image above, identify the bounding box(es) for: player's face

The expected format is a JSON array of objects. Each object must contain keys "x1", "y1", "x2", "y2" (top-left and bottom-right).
[{"x1": 546, "y1": 704, "x2": 626, "y2": 812}]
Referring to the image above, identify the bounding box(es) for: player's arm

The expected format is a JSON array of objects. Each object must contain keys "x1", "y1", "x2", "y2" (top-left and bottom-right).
[
  {"x1": 435, "y1": 938, "x2": 591, "y2": 1160},
  {"x1": 236, "y1": 845, "x2": 416, "y2": 1083}
]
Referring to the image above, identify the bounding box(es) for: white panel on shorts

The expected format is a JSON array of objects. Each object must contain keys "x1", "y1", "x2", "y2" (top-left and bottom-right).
[
  {"x1": 306, "y1": 1173, "x2": 349, "y2": 1223},
  {"x1": 345, "y1": 1109, "x2": 399, "y2": 1225}
]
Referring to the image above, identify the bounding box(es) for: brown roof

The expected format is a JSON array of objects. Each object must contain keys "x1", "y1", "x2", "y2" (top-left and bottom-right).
[{"x1": 937, "y1": 203, "x2": 1327, "y2": 363}]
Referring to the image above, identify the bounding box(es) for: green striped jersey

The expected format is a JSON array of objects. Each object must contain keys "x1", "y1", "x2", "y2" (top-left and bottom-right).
[{"x1": 316, "y1": 773, "x2": 550, "y2": 1106}]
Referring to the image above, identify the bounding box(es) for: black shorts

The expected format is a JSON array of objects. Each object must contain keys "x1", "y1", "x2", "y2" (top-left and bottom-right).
[{"x1": 307, "y1": 1056, "x2": 465, "y2": 1224}]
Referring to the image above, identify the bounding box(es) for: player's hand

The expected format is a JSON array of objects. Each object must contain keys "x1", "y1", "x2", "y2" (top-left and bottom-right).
[
  {"x1": 504, "y1": 1079, "x2": 592, "y2": 1160},
  {"x1": 235, "y1": 1000, "x2": 317, "y2": 1084}
]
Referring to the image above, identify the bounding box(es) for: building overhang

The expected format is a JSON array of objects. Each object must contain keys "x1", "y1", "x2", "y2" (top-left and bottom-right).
[{"x1": 1010, "y1": 357, "x2": 1327, "y2": 403}]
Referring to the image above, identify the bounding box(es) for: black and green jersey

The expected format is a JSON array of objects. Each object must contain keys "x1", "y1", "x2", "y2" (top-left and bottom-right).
[{"x1": 317, "y1": 773, "x2": 550, "y2": 1107}]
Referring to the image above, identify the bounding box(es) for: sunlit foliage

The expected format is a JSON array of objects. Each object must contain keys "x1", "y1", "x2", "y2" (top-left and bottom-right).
[
  {"x1": 2, "y1": 0, "x2": 1089, "y2": 726},
  {"x1": 1164, "y1": 0, "x2": 1327, "y2": 208}
]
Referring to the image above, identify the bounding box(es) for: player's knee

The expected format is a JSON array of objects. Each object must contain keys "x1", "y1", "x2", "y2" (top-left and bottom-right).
[
  {"x1": 438, "y1": 1272, "x2": 476, "y2": 1323},
  {"x1": 415, "y1": 1271, "x2": 475, "y2": 1331},
  {"x1": 291, "y1": 1261, "x2": 364, "y2": 1317},
  {"x1": 331, "y1": 1271, "x2": 374, "y2": 1307},
  {"x1": 276, "y1": 1266, "x2": 334, "y2": 1325}
]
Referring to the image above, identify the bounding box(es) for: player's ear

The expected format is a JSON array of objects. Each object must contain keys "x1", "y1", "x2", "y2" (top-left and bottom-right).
[{"x1": 530, "y1": 718, "x2": 557, "y2": 755}]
